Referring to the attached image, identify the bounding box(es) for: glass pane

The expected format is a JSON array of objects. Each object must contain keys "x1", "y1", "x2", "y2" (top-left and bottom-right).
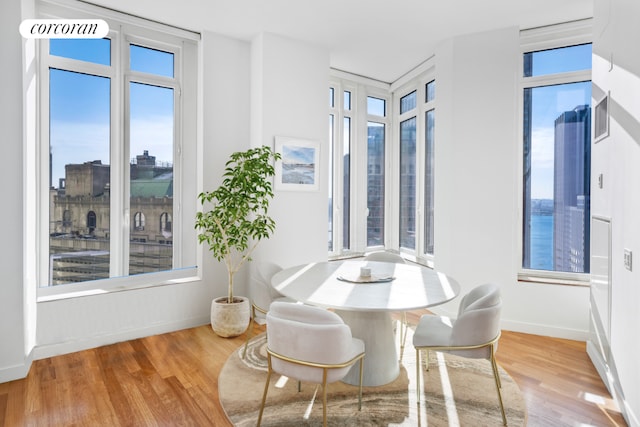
[
  {"x1": 130, "y1": 44, "x2": 174, "y2": 78},
  {"x1": 344, "y1": 91, "x2": 351, "y2": 111},
  {"x1": 129, "y1": 82, "x2": 174, "y2": 275},
  {"x1": 426, "y1": 80, "x2": 435, "y2": 103},
  {"x1": 523, "y1": 81, "x2": 591, "y2": 273},
  {"x1": 328, "y1": 114, "x2": 334, "y2": 251},
  {"x1": 50, "y1": 38, "x2": 111, "y2": 66},
  {"x1": 367, "y1": 122, "x2": 385, "y2": 246},
  {"x1": 399, "y1": 117, "x2": 416, "y2": 249},
  {"x1": 48, "y1": 69, "x2": 111, "y2": 286},
  {"x1": 424, "y1": 110, "x2": 435, "y2": 255},
  {"x1": 343, "y1": 117, "x2": 351, "y2": 250},
  {"x1": 524, "y1": 44, "x2": 592, "y2": 77},
  {"x1": 367, "y1": 97, "x2": 385, "y2": 117},
  {"x1": 400, "y1": 91, "x2": 416, "y2": 114},
  {"x1": 329, "y1": 87, "x2": 335, "y2": 108}
]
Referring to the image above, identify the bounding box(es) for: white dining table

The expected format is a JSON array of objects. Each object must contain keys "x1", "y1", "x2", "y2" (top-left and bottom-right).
[{"x1": 270, "y1": 260, "x2": 460, "y2": 386}]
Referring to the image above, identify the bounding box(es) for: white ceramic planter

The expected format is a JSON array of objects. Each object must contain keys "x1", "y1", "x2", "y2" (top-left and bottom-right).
[{"x1": 210, "y1": 295, "x2": 250, "y2": 338}]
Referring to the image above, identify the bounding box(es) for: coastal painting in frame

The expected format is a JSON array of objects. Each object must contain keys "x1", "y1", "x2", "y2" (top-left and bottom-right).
[{"x1": 275, "y1": 136, "x2": 319, "y2": 191}]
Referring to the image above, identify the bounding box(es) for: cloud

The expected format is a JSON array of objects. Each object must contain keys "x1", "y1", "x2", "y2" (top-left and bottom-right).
[{"x1": 530, "y1": 127, "x2": 554, "y2": 169}]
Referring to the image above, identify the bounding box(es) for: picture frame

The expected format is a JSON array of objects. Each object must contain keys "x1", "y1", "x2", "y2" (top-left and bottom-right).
[
  {"x1": 274, "y1": 136, "x2": 320, "y2": 191},
  {"x1": 594, "y1": 91, "x2": 610, "y2": 143}
]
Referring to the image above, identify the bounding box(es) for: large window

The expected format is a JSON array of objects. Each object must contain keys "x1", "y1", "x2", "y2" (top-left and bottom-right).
[
  {"x1": 395, "y1": 78, "x2": 436, "y2": 261},
  {"x1": 399, "y1": 91, "x2": 417, "y2": 250},
  {"x1": 521, "y1": 43, "x2": 592, "y2": 278},
  {"x1": 328, "y1": 73, "x2": 433, "y2": 260},
  {"x1": 38, "y1": 1, "x2": 198, "y2": 291},
  {"x1": 367, "y1": 97, "x2": 386, "y2": 246},
  {"x1": 329, "y1": 76, "x2": 390, "y2": 256}
]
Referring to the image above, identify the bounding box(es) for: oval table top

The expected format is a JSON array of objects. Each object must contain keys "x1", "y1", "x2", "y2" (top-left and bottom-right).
[{"x1": 271, "y1": 260, "x2": 460, "y2": 312}]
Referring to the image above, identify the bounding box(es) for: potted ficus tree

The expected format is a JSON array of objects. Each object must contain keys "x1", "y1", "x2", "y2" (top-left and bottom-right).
[{"x1": 195, "y1": 145, "x2": 281, "y2": 337}]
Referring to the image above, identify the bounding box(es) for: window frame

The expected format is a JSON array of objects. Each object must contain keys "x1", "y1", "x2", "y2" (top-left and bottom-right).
[
  {"x1": 328, "y1": 71, "x2": 391, "y2": 258},
  {"x1": 390, "y1": 69, "x2": 436, "y2": 266},
  {"x1": 364, "y1": 93, "x2": 390, "y2": 249},
  {"x1": 35, "y1": 0, "x2": 200, "y2": 300},
  {"x1": 517, "y1": 20, "x2": 592, "y2": 286}
]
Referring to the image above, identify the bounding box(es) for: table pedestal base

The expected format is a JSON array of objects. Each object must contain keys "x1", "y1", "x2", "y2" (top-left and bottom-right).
[{"x1": 335, "y1": 310, "x2": 399, "y2": 386}]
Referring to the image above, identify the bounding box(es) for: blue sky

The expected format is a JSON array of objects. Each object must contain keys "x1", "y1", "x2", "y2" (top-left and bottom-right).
[
  {"x1": 49, "y1": 39, "x2": 174, "y2": 186},
  {"x1": 527, "y1": 44, "x2": 592, "y2": 200}
]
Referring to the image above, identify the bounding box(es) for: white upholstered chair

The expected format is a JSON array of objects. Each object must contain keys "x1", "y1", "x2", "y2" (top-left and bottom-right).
[
  {"x1": 413, "y1": 283, "x2": 507, "y2": 425},
  {"x1": 243, "y1": 261, "x2": 293, "y2": 359},
  {"x1": 364, "y1": 251, "x2": 409, "y2": 360},
  {"x1": 364, "y1": 250, "x2": 406, "y2": 264},
  {"x1": 257, "y1": 301, "x2": 366, "y2": 427}
]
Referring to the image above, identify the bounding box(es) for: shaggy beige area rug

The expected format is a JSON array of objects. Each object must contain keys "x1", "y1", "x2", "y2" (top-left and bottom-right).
[{"x1": 219, "y1": 333, "x2": 527, "y2": 426}]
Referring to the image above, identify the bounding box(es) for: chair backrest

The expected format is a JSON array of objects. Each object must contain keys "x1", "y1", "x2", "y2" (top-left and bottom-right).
[
  {"x1": 450, "y1": 283, "x2": 502, "y2": 359},
  {"x1": 364, "y1": 251, "x2": 406, "y2": 264},
  {"x1": 249, "y1": 261, "x2": 283, "y2": 313},
  {"x1": 266, "y1": 301, "x2": 358, "y2": 384}
]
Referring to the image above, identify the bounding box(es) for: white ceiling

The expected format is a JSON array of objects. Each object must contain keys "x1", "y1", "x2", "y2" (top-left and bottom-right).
[{"x1": 94, "y1": 0, "x2": 593, "y2": 83}]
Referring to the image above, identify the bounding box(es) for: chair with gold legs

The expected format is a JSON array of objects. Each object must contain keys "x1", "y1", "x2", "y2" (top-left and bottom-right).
[
  {"x1": 413, "y1": 283, "x2": 507, "y2": 426},
  {"x1": 257, "y1": 301, "x2": 366, "y2": 427},
  {"x1": 242, "y1": 261, "x2": 293, "y2": 359}
]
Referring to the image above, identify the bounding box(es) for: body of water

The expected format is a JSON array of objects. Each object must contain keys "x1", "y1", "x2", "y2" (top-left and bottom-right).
[{"x1": 530, "y1": 214, "x2": 553, "y2": 270}]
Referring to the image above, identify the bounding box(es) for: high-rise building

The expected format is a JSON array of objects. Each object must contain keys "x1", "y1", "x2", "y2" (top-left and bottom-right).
[{"x1": 553, "y1": 105, "x2": 591, "y2": 273}]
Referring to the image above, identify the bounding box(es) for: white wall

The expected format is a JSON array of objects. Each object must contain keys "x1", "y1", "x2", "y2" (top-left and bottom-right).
[
  {"x1": 0, "y1": 0, "x2": 29, "y2": 383},
  {"x1": 199, "y1": 31, "x2": 253, "y2": 298},
  {"x1": 250, "y1": 33, "x2": 330, "y2": 269},
  {"x1": 433, "y1": 27, "x2": 591, "y2": 340},
  {"x1": 592, "y1": 0, "x2": 640, "y2": 424}
]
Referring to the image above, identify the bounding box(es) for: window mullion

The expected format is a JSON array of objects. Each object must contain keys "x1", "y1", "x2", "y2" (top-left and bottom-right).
[
  {"x1": 110, "y1": 29, "x2": 127, "y2": 278},
  {"x1": 330, "y1": 82, "x2": 344, "y2": 255},
  {"x1": 414, "y1": 84, "x2": 426, "y2": 258}
]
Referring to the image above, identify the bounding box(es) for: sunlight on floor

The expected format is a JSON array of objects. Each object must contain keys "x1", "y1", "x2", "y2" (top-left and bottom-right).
[
  {"x1": 436, "y1": 351, "x2": 460, "y2": 426},
  {"x1": 303, "y1": 386, "x2": 319, "y2": 420},
  {"x1": 579, "y1": 391, "x2": 625, "y2": 427},
  {"x1": 274, "y1": 374, "x2": 320, "y2": 422},
  {"x1": 275, "y1": 375, "x2": 289, "y2": 388}
]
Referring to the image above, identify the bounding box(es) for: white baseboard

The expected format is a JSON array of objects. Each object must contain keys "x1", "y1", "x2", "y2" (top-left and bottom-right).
[
  {"x1": 623, "y1": 401, "x2": 640, "y2": 427},
  {"x1": 587, "y1": 341, "x2": 639, "y2": 427},
  {"x1": 32, "y1": 315, "x2": 210, "y2": 361},
  {"x1": 499, "y1": 318, "x2": 589, "y2": 341},
  {"x1": 0, "y1": 357, "x2": 32, "y2": 384}
]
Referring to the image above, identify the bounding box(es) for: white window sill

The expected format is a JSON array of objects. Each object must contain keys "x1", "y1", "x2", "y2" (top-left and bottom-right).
[
  {"x1": 37, "y1": 266, "x2": 200, "y2": 302},
  {"x1": 518, "y1": 270, "x2": 589, "y2": 287}
]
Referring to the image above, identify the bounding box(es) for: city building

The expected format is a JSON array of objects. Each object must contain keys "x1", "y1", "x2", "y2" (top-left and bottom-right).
[
  {"x1": 553, "y1": 105, "x2": 591, "y2": 273},
  {"x1": 48, "y1": 151, "x2": 173, "y2": 285}
]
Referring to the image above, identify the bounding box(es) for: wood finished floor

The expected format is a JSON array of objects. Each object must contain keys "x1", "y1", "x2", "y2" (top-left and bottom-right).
[{"x1": 0, "y1": 313, "x2": 628, "y2": 426}]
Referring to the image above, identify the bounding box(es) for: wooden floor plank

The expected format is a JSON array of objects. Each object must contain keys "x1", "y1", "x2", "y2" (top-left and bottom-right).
[{"x1": 0, "y1": 316, "x2": 628, "y2": 426}]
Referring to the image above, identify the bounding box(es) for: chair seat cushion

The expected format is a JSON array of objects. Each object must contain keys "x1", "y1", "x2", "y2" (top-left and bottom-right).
[{"x1": 412, "y1": 314, "x2": 453, "y2": 347}]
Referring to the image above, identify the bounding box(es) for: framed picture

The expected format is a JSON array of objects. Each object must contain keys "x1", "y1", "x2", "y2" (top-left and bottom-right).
[
  {"x1": 274, "y1": 136, "x2": 319, "y2": 191},
  {"x1": 594, "y1": 92, "x2": 610, "y2": 143}
]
